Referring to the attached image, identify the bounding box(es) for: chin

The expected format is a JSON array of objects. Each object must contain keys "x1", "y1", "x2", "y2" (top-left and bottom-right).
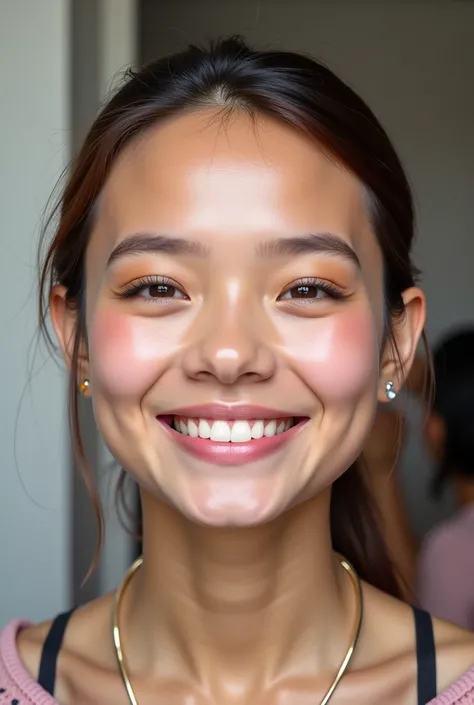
[
  {"x1": 174, "y1": 482, "x2": 287, "y2": 528},
  {"x1": 186, "y1": 510, "x2": 276, "y2": 529}
]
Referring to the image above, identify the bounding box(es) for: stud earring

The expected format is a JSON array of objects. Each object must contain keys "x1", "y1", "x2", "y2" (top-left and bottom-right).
[
  {"x1": 385, "y1": 380, "x2": 397, "y2": 401},
  {"x1": 80, "y1": 379, "x2": 90, "y2": 394}
]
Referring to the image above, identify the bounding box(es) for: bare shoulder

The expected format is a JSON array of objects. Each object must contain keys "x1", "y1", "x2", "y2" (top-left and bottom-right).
[
  {"x1": 16, "y1": 619, "x2": 54, "y2": 679},
  {"x1": 433, "y1": 616, "x2": 474, "y2": 691},
  {"x1": 357, "y1": 583, "x2": 474, "y2": 700},
  {"x1": 16, "y1": 594, "x2": 118, "y2": 702}
]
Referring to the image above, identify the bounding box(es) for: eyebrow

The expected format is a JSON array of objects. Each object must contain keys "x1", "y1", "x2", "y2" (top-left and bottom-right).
[
  {"x1": 256, "y1": 232, "x2": 360, "y2": 268},
  {"x1": 107, "y1": 231, "x2": 360, "y2": 268},
  {"x1": 107, "y1": 233, "x2": 210, "y2": 266}
]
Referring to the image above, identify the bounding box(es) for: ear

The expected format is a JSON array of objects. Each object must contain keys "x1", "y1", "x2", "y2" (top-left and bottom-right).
[
  {"x1": 378, "y1": 286, "x2": 426, "y2": 403},
  {"x1": 50, "y1": 286, "x2": 90, "y2": 396}
]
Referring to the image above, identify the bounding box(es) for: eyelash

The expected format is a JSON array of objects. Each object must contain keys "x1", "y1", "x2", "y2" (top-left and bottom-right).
[{"x1": 115, "y1": 276, "x2": 347, "y2": 303}]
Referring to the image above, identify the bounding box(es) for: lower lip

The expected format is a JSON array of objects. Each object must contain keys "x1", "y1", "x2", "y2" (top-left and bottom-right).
[{"x1": 157, "y1": 418, "x2": 308, "y2": 466}]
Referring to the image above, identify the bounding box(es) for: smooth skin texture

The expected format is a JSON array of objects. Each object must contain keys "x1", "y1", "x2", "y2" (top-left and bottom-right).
[{"x1": 18, "y1": 111, "x2": 474, "y2": 704}]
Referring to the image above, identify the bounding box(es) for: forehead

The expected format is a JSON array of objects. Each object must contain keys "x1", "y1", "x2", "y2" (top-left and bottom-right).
[{"x1": 90, "y1": 109, "x2": 376, "y2": 258}]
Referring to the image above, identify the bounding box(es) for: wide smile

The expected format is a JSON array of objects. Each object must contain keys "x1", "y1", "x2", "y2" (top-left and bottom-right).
[{"x1": 156, "y1": 408, "x2": 309, "y2": 466}]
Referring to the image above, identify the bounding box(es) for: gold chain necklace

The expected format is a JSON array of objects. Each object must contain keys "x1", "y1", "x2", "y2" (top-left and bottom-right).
[{"x1": 112, "y1": 554, "x2": 363, "y2": 705}]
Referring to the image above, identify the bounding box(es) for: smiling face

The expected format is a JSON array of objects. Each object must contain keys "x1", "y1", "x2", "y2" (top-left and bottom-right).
[{"x1": 53, "y1": 109, "x2": 421, "y2": 526}]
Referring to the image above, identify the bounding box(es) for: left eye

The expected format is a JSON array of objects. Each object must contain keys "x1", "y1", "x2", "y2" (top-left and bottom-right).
[
  {"x1": 279, "y1": 284, "x2": 327, "y2": 300},
  {"x1": 278, "y1": 277, "x2": 345, "y2": 301}
]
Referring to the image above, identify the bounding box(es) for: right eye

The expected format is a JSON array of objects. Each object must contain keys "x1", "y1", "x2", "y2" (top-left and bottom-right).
[{"x1": 116, "y1": 276, "x2": 189, "y2": 302}]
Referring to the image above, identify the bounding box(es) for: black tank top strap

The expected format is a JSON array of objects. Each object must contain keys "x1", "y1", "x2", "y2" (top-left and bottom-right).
[
  {"x1": 37, "y1": 608, "x2": 76, "y2": 696},
  {"x1": 413, "y1": 606, "x2": 437, "y2": 704},
  {"x1": 36, "y1": 606, "x2": 436, "y2": 700}
]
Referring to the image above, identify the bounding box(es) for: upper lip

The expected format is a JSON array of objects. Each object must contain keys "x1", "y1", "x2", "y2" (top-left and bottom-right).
[{"x1": 159, "y1": 404, "x2": 301, "y2": 420}]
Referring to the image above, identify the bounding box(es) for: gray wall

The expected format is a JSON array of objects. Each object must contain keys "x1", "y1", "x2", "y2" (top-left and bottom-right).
[
  {"x1": 140, "y1": 0, "x2": 474, "y2": 538},
  {"x1": 0, "y1": 1, "x2": 71, "y2": 626},
  {"x1": 0, "y1": 0, "x2": 138, "y2": 626}
]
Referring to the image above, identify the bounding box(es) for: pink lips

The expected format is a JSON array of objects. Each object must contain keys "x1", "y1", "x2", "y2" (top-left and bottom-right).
[{"x1": 156, "y1": 404, "x2": 308, "y2": 466}]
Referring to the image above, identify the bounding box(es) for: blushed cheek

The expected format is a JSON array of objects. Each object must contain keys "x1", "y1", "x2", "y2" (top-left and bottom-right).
[
  {"x1": 88, "y1": 309, "x2": 181, "y2": 398},
  {"x1": 280, "y1": 308, "x2": 380, "y2": 402}
]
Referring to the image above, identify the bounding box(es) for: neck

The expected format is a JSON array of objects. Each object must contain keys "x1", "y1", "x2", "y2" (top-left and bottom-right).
[{"x1": 122, "y1": 492, "x2": 357, "y2": 694}]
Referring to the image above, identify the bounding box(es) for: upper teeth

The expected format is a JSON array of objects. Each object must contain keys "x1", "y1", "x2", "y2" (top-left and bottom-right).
[{"x1": 173, "y1": 417, "x2": 293, "y2": 442}]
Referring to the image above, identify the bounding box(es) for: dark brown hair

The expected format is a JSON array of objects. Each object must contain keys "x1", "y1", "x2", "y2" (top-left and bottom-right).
[{"x1": 39, "y1": 36, "x2": 423, "y2": 596}]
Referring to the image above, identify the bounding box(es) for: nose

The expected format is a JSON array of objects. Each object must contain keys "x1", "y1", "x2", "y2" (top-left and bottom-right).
[{"x1": 181, "y1": 303, "x2": 277, "y2": 386}]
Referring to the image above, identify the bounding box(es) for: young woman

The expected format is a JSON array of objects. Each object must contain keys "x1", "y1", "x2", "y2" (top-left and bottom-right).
[{"x1": 1, "y1": 37, "x2": 473, "y2": 705}]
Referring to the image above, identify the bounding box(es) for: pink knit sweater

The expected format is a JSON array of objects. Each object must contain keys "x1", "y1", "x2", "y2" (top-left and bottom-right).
[{"x1": 1, "y1": 619, "x2": 474, "y2": 704}]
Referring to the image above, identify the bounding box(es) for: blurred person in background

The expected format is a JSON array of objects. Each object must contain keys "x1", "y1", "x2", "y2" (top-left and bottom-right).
[{"x1": 417, "y1": 328, "x2": 474, "y2": 629}]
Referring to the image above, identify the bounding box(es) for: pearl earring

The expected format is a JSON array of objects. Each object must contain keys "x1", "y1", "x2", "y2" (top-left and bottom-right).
[{"x1": 385, "y1": 380, "x2": 397, "y2": 400}]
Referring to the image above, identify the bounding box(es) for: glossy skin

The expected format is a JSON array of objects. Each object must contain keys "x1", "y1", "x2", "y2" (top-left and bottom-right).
[
  {"x1": 18, "y1": 111, "x2": 474, "y2": 704},
  {"x1": 84, "y1": 111, "x2": 387, "y2": 528}
]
